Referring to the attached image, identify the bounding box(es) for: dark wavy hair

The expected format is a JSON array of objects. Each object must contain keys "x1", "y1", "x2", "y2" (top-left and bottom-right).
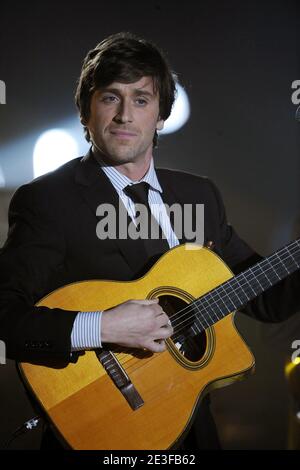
[{"x1": 75, "y1": 32, "x2": 177, "y2": 146}]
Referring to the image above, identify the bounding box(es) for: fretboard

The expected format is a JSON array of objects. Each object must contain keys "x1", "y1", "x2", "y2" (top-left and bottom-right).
[{"x1": 189, "y1": 238, "x2": 300, "y2": 332}]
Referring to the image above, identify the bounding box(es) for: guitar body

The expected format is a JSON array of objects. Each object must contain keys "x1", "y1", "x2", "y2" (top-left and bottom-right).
[{"x1": 19, "y1": 244, "x2": 255, "y2": 449}]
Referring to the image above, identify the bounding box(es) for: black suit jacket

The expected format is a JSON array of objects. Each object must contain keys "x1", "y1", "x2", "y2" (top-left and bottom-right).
[{"x1": 0, "y1": 150, "x2": 299, "y2": 364}]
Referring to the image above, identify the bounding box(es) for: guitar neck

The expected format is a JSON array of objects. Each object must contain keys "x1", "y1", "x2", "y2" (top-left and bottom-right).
[{"x1": 190, "y1": 239, "x2": 300, "y2": 331}]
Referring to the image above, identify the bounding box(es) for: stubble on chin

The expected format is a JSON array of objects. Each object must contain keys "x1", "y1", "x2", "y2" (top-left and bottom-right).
[
  {"x1": 106, "y1": 145, "x2": 138, "y2": 163},
  {"x1": 103, "y1": 138, "x2": 150, "y2": 164}
]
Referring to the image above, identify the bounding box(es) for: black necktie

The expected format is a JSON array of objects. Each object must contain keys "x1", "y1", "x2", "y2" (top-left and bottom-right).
[{"x1": 124, "y1": 182, "x2": 169, "y2": 261}]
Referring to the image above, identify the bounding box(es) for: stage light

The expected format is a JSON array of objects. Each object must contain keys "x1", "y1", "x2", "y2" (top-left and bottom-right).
[
  {"x1": 159, "y1": 83, "x2": 190, "y2": 135},
  {"x1": 0, "y1": 165, "x2": 5, "y2": 187},
  {"x1": 33, "y1": 129, "x2": 79, "y2": 178}
]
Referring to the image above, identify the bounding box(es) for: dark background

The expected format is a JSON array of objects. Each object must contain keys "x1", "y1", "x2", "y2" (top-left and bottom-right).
[{"x1": 0, "y1": 0, "x2": 300, "y2": 449}]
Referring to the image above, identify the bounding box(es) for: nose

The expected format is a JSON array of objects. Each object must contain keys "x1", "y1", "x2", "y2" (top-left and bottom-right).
[{"x1": 113, "y1": 99, "x2": 133, "y2": 124}]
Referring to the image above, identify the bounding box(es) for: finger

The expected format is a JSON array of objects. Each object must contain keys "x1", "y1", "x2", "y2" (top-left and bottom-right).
[
  {"x1": 159, "y1": 325, "x2": 173, "y2": 338},
  {"x1": 153, "y1": 304, "x2": 166, "y2": 316},
  {"x1": 130, "y1": 298, "x2": 159, "y2": 305},
  {"x1": 151, "y1": 324, "x2": 173, "y2": 341},
  {"x1": 166, "y1": 324, "x2": 174, "y2": 336},
  {"x1": 156, "y1": 313, "x2": 170, "y2": 327},
  {"x1": 147, "y1": 340, "x2": 166, "y2": 353}
]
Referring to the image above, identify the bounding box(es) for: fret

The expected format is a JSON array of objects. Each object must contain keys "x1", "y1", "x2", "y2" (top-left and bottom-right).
[
  {"x1": 236, "y1": 274, "x2": 251, "y2": 301},
  {"x1": 253, "y1": 260, "x2": 274, "y2": 286},
  {"x1": 193, "y1": 302, "x2": 210, "y2": 328},
  {"x1": 274, "y1": 252, "x2": 290, "y2": 275},
  {"x1": 215, "y1": 283, "x2": 238, "y2": 311},
  {"x1": 207, "y1": 294, "x2": 223, "y2": 320},
  {"x1": 220, "y1": 280, "x2": 244, "y2": 308},
  {"x1": 266, "y1": 258, "x2": 281, "y2": 280},
  {"x1": 285, "y1": 246, "x2": 300, "y2": 269},
  {"x1": 248, "y1": 266, "x2": 264, "y2": 291},
  {"x1": 203, "y1": 302, "x2": 219, "y2": 325}
]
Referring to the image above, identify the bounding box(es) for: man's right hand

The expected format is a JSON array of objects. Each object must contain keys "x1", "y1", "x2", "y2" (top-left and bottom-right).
[{"x1": 101, "y1": 298, "x2": 173, "y2": 353}]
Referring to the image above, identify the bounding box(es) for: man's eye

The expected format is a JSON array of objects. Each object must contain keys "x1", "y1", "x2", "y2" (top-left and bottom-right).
[
  {"x1": 102, "y1": 95, "x2": 117, "y2": 103},
  {"x1": 136, "y1": 98, "x2": 147, "y2": 106}
]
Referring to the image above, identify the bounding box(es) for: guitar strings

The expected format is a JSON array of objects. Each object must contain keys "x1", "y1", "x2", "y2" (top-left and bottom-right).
[
  {"x1": 171, "y1": 248, "x2": 300, "y2": 336},
  {"x1": 120, "y1": 244, "x2": 300, "y2": 356},
  {"x1": 168, "y1": 243, "x2": 300, "y2": 337},
  {"x1": 103, "y1": 243, "x2": 300, "y2": 368},
  {"x1": 174, "y1": 241, "x2": 299, "y2": 323},
  {"x1": 162, "y1": 241, "x2": 299, "y2": 332}
]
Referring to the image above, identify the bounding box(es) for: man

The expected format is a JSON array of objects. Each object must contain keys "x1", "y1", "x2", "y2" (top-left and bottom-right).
[{"x1": 0, "y1": 32, "x2": 299, "y2": 449}]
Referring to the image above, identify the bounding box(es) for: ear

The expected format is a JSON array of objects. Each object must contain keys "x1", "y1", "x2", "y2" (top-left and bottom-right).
[{"x1": 156, "y1": 118, "x2": 164, "y2": 131}]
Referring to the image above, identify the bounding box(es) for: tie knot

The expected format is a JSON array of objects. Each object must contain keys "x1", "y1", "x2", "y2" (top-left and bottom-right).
[{"x1": 124, "y1": 182, "x2": 150, "y2": 207}]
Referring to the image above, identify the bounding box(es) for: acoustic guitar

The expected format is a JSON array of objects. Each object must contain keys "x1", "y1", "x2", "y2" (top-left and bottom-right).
[{"x1": 19, "y1": 241, "x2": 300, "y2": 449}]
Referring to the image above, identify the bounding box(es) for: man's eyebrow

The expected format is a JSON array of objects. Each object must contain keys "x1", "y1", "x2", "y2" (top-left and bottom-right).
[
  {"x1": 133, "y1": 89, "x2": 155, "y2": 97},
  {"x1": 98, "y1": 87, "x2": 155, "y2": 97}
]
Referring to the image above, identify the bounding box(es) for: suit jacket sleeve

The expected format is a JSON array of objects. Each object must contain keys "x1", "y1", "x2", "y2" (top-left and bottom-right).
[
  {"x1": 208, "y1": 179, "x2": 300, "y2": 322},
  {"x1": 0, "y1": 183, "x2": 78, "y2": 364}
]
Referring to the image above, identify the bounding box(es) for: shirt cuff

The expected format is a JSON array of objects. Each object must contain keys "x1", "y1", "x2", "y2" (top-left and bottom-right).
[{"x1": 70, "y1": 311, "x2": 103, "y2": 351}]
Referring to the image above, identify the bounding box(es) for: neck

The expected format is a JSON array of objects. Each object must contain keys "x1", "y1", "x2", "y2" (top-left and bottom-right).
[
  {"x1": 114, "y1": 157, "x2": 152, "y2": 181},
  {"x1": 92, "y1": 146, "x2": 152, "y2": 181}
]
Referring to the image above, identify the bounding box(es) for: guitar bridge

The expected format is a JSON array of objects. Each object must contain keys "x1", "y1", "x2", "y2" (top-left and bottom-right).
[{"x1": 95, "y1": 350, "x2": 144, "y2": 411}]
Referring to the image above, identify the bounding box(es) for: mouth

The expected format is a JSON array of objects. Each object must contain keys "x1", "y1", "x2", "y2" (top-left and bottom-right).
[{"x1": 110, "y1": 130, "x2": 137, "y2": 139}]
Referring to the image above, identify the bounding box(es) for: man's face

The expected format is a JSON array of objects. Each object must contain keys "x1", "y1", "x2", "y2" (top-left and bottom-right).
[{"x1": 86, "y1": 76, "x2": 164, "y2": 166}]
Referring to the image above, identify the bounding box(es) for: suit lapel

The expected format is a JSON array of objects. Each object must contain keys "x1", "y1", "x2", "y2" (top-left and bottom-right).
[
  {"x1": 74, "y1": 150, "x2": 149, "y2": 276},
  {"x1": 156, "y1": 169, "x2": 191, "y2": 245},
  {"x1": 74, "y1": 151, "x2": 194, "y2": 277}
]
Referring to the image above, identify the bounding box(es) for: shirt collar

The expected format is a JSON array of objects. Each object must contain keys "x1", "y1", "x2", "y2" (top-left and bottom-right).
[{"x1": 94, "y1": 150, "x2": 163, "y2": 195}]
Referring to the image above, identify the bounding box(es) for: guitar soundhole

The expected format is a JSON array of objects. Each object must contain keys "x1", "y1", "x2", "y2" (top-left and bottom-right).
[{"x1": 158, "y1": 295, "x2": 207, "y2": 363}]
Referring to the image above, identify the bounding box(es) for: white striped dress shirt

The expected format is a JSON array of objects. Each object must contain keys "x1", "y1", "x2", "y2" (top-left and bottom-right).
[{"x1": 71, "y1": 155, "x2": 179, "y2": 350}]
